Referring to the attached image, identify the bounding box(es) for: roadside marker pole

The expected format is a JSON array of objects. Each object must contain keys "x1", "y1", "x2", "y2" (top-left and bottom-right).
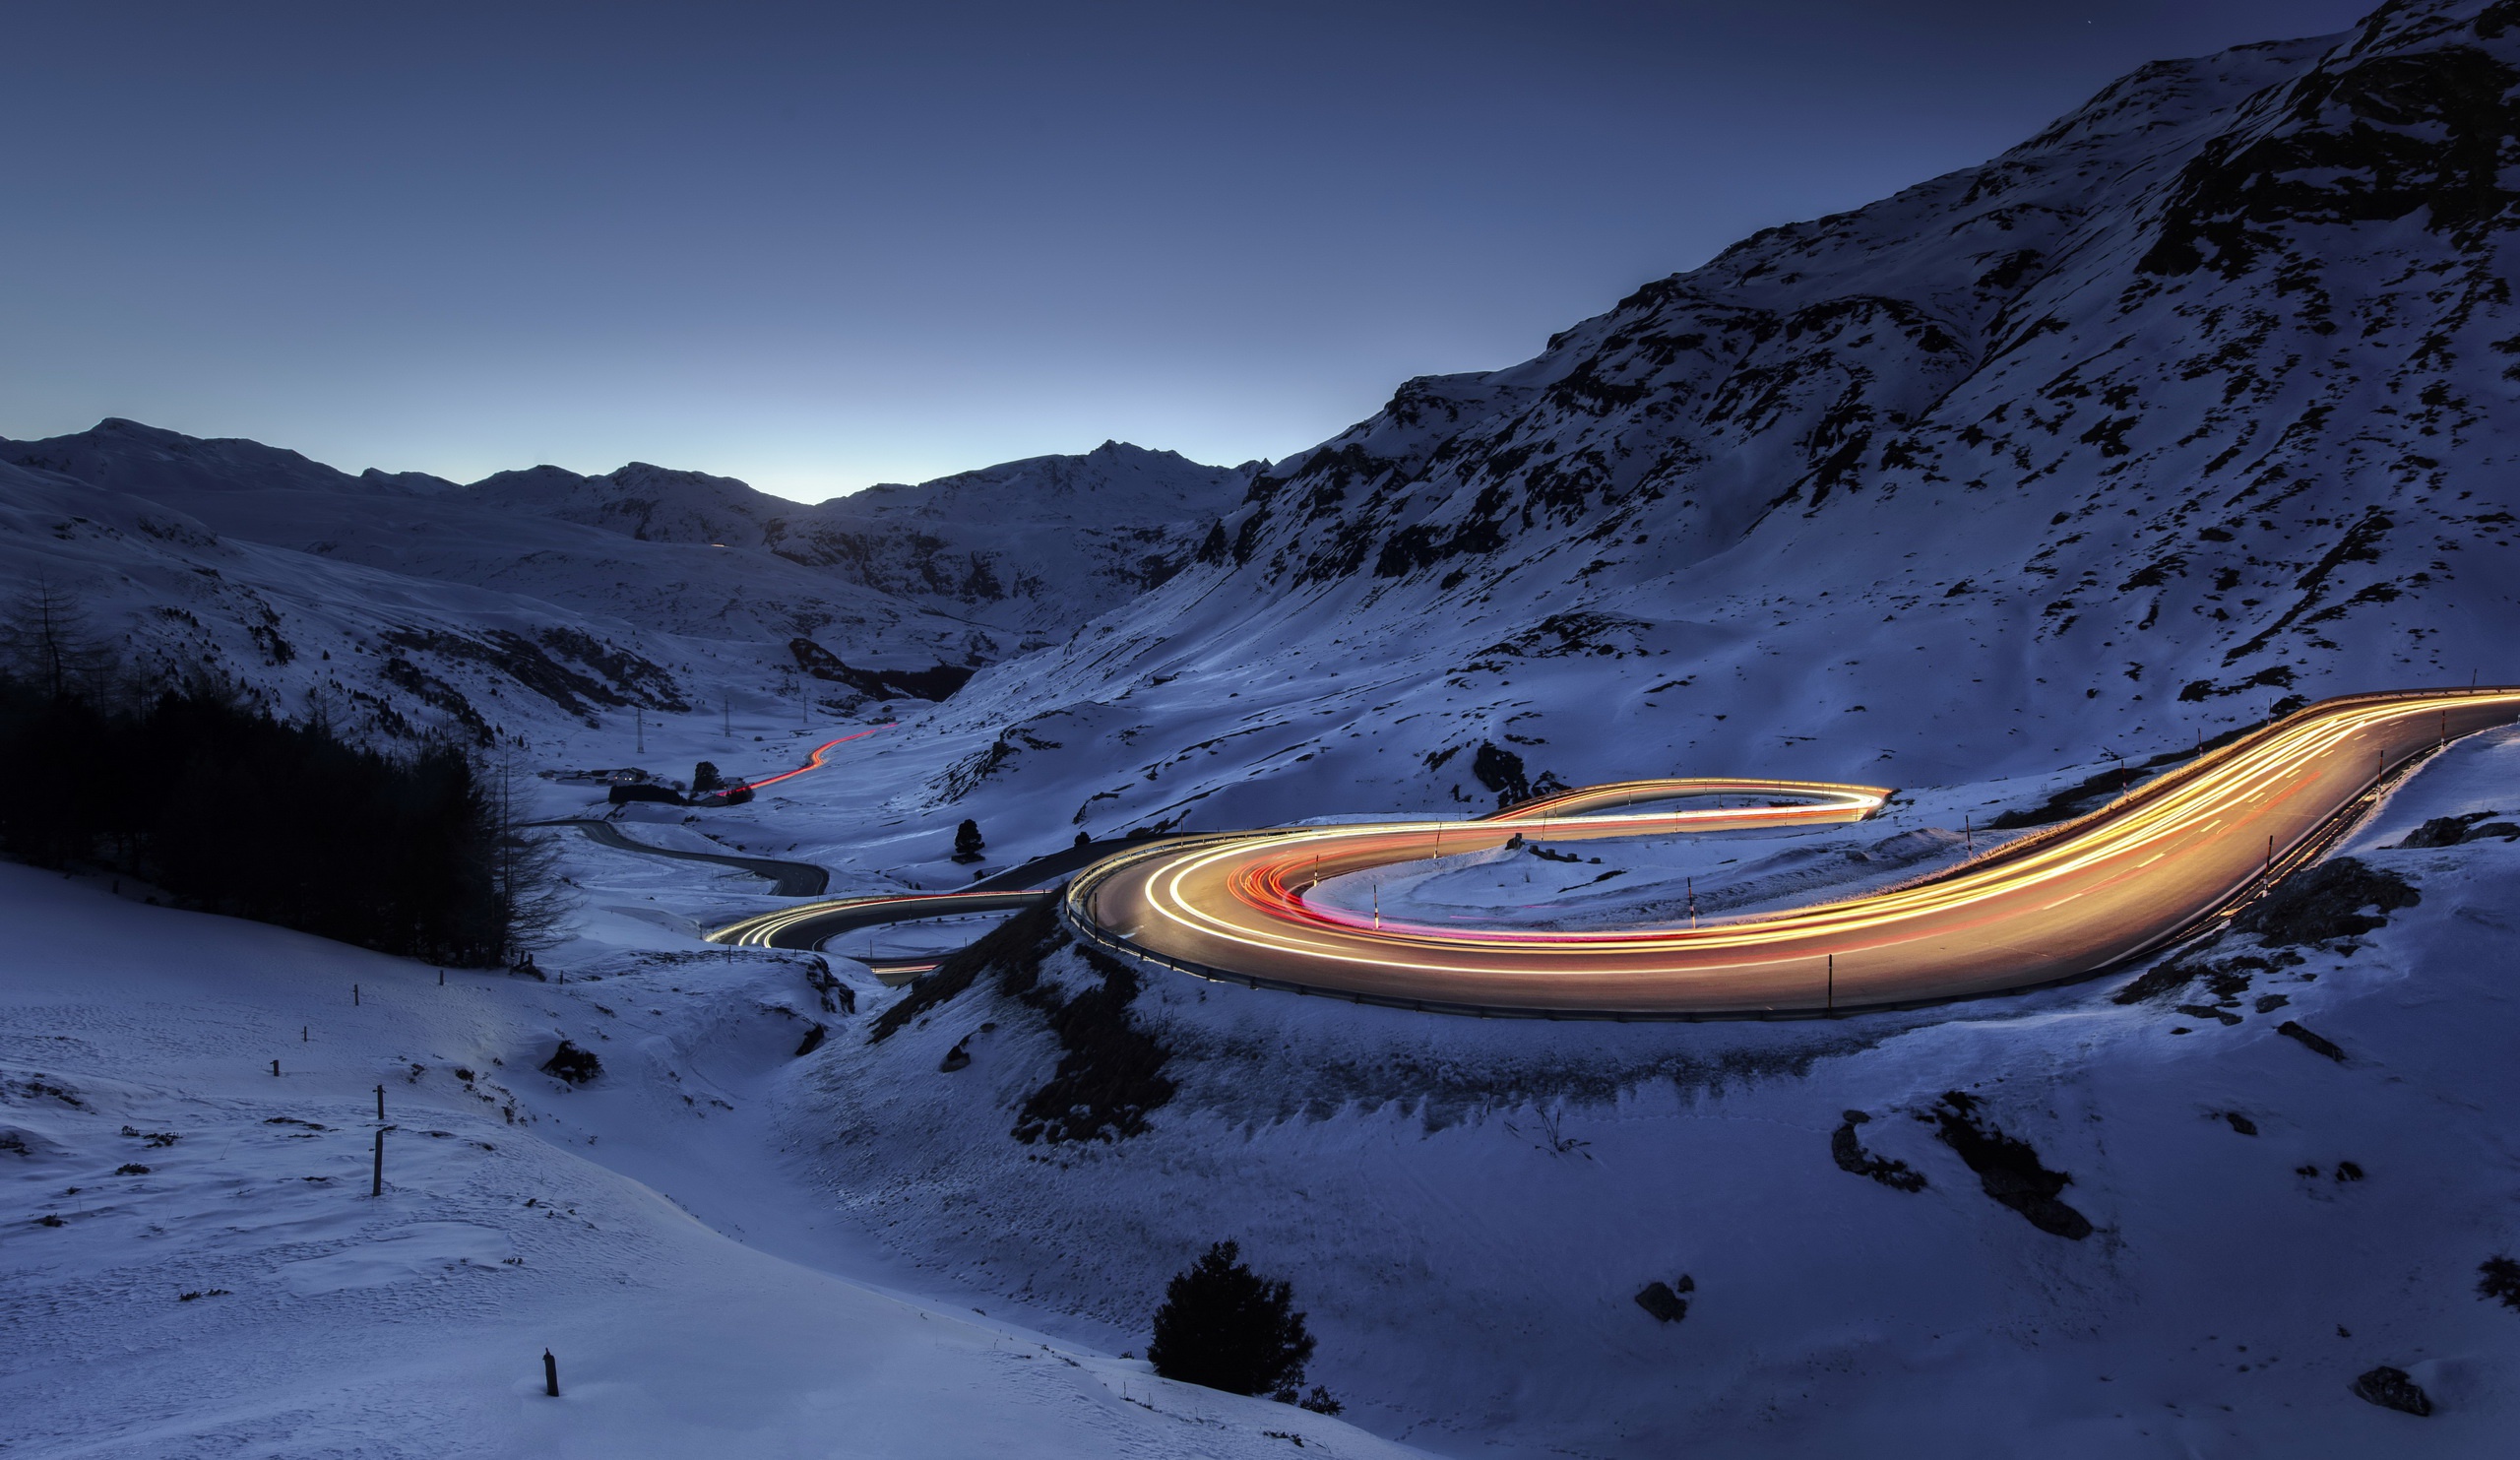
[
  {"x1": 544, "y1": 1350, "x2": 560, "y2": 1398},
  {"x1": 371, "y1": 1128, "x2": 384, "y2": 1197},
  {"x1": 1826, "y1": 953, "x2": 1835, "y2": 1013},
  {"x1": 375, "y1": 1084, "x2": 385, "y2": 1120}
]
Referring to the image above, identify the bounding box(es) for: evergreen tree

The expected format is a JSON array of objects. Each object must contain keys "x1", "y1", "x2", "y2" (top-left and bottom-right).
[
  {"x1": 953, "y1": 817, "x2": 985, "y2": 862},
  {"x1": 1147, "y1": 1240, "x2": 1318, "y2": 1402},
  {"x1": 692, "y1": 760, "x2": 724, "y2": 793}
]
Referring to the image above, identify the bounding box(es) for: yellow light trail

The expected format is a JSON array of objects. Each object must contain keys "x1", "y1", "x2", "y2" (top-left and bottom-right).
[{"x1": 1062, "y1": 689, "x2": 2520, "y2": 1015}]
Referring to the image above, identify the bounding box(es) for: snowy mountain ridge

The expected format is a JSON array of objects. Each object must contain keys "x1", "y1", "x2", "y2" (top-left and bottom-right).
[
  {"x1": 0, "y1": 420, "x2": 1241, "y2": 744},
  {"x1": 912, "y1": 0, "x2": 2520, "y2": 846}
]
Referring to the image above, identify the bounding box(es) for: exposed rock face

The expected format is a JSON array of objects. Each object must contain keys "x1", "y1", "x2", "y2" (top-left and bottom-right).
[
  {"x1": 1831, "y1": 1111, "x2": 1928, "y2": 1192},
  {"x1": 1633, "y1": 1276, "x2": 1694, "y2": 1324},
  {"x1": 2350, "y1": 1365, "x2": 2433, "y2": 1416},
  {"x1": 2237, "y1": 857, "x2": 2419, "y2": 944},
  {"x1": 1928, "y1": 1092, "x2": 2093, "y2": 1239},
  {"x1": 539, "y1": 1041, "x2": 602, "y2": 1085}
]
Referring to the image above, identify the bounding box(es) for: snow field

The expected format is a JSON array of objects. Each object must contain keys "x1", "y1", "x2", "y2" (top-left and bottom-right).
[{"x1": 0, "y1": 865, "x2": 1425, "y2": 1459}]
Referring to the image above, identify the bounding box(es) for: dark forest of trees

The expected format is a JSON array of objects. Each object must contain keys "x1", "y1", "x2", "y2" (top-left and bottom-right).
[
  {"x1": 0, "y1": 674, "x2": 519, "y2": 963},
  {"x1": 0, "y1": 582, "x2": 545, "y2": 966}
]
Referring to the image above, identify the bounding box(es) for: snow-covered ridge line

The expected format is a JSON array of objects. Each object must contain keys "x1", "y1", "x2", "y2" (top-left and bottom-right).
[{"x1": 916, "y1": 0, "x2": 2520, "y2": 858}]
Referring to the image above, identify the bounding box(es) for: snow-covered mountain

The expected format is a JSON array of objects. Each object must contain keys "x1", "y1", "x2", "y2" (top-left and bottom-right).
[
  {"x1": 0, "y1": 453, "x2": 707, "y2": 744},
  {"x1": 760, "y1": 443, "x2": 1252, "y2": 642},
  {"x1": 923, "y1": 0, "x2": 2520, "y2": 843},
  {"x1": 463, "y1": 442, "x2": 1248, "y2": 644},
  {"x1": 0, "y1": 420, "x2": 1241, "y2": 742}
]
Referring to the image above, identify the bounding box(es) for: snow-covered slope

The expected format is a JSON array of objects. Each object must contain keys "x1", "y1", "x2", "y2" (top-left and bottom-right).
[
  {"x1": 0, "y1": 421, "x2": 1243, "y2": 735},
  {"x1": 0, "y1": 456, "x2": 724, "y2": 745},
  {"x1": 774, "y1": 719, "x2": 2520, "y2": 1460},
  {"x1": 917, "y1": 0, "x2": 2520, "y2": 846},
  {"x1": 0, "y1": 861, "x2": 1420, "y2": 1459},
  {"x1": 762, "y1": 443, "x2": 1249, "y2": 641},
  {"x1": 0, "y1": 419, "x2": 998, "y2": 679}
]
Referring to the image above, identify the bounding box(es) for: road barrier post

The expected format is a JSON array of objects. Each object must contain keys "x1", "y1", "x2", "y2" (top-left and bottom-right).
[{"x1": 543, "y1": 1349, "x2": 560, "y2": 1397}]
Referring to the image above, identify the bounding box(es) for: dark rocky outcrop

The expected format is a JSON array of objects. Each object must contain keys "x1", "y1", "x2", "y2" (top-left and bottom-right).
[
  {"x1": 2236, "y1": 857, "x2": 2418, "y2": 945},
  {"x1": 539, "y1": 1041, "x2": 602, "y2": 1085},
  {"x1": 865, "y1": 899, "x2": 1173, "y2": 1142},
  {"x1": 1927, "y1": 1092, "x2": 2092, "y2": 1239},
  {"x1": 788, "y1": 637, "x2": 976, "y2": 702},
  {"x1": 1008, "y1": 948, "x2": 1175, "y2": 1144},
  {"x1": 2396, "y1": 812, "x2": 2520, "y2": 848},
  {"x1": 2350, "y1": 1365, "x2": 2432, "y2": 1417},
  {"x1": 1831, "y1": 1110, "x2": 1928, "y2": 1191},
  {"x1": 2276, "y1": 1020, "x2": 2349, "y2": 1062},
  {"x1": 1633, "y1": 1275, "x2": 1694, "y2": 1324},
  {"x1": 2480, "y1": 1254, "x2": 2520, "y2": 1311}
]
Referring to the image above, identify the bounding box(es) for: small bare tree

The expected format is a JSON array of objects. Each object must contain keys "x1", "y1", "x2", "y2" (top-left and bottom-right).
[
  {"x1": 1, "y1": 574, "x2": 115, "y2": 701},
  {"x1": 484, "y1": 746, "x2": 577, "y2": 962}
]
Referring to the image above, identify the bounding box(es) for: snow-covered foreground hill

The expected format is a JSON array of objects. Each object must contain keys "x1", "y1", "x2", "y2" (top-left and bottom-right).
[
  {"x1": 0, "y1": 858, "x2": 1419, "y2": 1459},
  {"x1": 770, "y1": 720, "x2": 2520, "y2": 1459}
]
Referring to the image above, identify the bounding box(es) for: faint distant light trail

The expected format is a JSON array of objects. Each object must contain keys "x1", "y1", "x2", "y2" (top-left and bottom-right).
[{"x1": 730, "y1": 722, "x2": 895, "y2": 793}]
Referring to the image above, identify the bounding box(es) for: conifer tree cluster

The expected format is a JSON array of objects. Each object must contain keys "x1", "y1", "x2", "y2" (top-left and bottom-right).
[{"x1": 0, "y1": 584, "x2": 555, "y2": 965}]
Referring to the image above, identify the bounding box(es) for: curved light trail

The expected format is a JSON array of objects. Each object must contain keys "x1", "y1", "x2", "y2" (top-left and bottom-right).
[
  {"x1": 714, "y1": 722, "x2": 895, "y2": 796},
  {"x1": 1062, "y1": 688, "x2": 2520, "y2": 1016}
]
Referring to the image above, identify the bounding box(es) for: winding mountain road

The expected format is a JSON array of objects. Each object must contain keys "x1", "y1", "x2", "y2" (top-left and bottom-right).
[{"x1": 1061, "y1": 688, "x2": 2520, "y2": 1016}]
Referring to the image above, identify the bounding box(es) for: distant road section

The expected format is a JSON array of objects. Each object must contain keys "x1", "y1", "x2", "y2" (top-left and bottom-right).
[
  {"x1": 538, "y1": 819, "x2": 830, "y2": 896},
  {"x1": 704, "y1": 836, "x2": 1168, "y2": 980},
  {"x1": 1064, "y1": 689, "x2": 2520, "y2": 1017}
]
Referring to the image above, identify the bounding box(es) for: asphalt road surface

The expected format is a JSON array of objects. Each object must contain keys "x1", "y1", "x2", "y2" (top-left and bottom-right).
[
  {"x1": 704, "y1": 837, "x2": 1174, "y2": 979},
  {"x1": 1063, "y1": 688, "x2": 2520, "y2": 1016},
  {"x1": 536, "y1": 819, "x2": 830, "y2": 897}
]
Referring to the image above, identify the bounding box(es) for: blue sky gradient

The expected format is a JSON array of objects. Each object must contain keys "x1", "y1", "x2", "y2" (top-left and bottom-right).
[{"x1": 1, "y1": 1, "x2": 2372, "y2": 500}]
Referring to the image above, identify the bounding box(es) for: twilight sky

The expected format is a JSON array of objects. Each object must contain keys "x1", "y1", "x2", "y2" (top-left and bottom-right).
[{"x1": 2, "y1": 1, "x2": 2372, "y2": 502}]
